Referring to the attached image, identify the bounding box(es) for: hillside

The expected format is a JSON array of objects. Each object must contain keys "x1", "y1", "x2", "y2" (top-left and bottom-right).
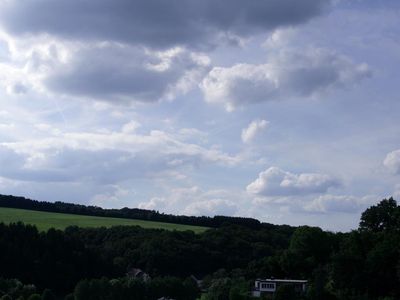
[
  {"x1": 0, "y1": 207, "x2": 208, "y2": 233},
  {"x1": 0, "y1": 194, "x2": 265, "y2": 229}
]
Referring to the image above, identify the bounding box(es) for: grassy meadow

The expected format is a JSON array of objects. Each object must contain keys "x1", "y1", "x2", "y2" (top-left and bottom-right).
[{"x1": 0, "y1": 207, "x2": 208, "y2": 233}]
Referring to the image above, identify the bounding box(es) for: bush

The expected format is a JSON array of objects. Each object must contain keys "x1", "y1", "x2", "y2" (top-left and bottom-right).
[
  {"x1": 274, "y1": 285, "x2": 298, "y2": 300},
  {"x1": 64, "y1": 293, "x2": 75, "y2": 300},
  {"x1": 42, "y1": 289, "x2": 56, "y2": 300}
]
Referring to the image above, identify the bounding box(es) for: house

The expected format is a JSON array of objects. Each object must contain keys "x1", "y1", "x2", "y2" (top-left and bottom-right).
[
  {"x1": 190, "y1": 275, "x2": 203, "y2": 290},
  {"x1": 126, "y1": 268, "x2": 151, "y2": 282},
  {"x1": 252, "y1": 278, "x2": 307, "y2": 297}
]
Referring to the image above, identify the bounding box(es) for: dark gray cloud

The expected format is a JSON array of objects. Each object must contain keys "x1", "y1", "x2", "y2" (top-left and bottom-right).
[
  {"x1": 44, "y1": 45, "x2": 209, "y2": 102},
  {"x1": 0, "y1": 0, "x2": 331, "y2": 49}
]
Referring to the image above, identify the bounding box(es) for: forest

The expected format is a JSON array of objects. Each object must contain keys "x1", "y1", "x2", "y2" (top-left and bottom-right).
[{"x1": 0, "y1": 197, "x2": 399, "y2": 300}]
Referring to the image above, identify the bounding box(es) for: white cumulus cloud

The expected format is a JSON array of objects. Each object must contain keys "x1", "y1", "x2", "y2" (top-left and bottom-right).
[
  {"x1": 247, "y1": 166, "x2": 340, "y2": 197},
  {"x1": 384, "y1": 149, "x2": 400, "y2": 174},
  {"x1": 241, "y1": 119, "x2": 269, "y2": 143},
  {"x1": 201, "y1": 48, "x2": 371, "y2": 110}
]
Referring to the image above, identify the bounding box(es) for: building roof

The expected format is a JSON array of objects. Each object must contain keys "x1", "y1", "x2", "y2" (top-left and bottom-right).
[{"x1": 256, "y1": 278, "x2": 307, "y2": 283}]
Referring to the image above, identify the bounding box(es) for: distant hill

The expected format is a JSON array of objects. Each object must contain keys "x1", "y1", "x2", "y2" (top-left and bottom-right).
[
  {"x1": 0, "y1": 194, "x2": 279, "y2": 229},
  {"x1": 0, "y1": 207, "x2": 208, "y2": 233}
]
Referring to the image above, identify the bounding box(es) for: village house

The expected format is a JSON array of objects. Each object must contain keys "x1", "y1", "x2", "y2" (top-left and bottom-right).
[
  {"x1": 126, "y1": 267, "x2": 151, "y2": 282},
  {"x1": 252, "y1": 278, "x2": 307, "y2": 297}
]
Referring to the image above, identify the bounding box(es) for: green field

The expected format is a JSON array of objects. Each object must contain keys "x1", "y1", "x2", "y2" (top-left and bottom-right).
[{"x1": 0, "y1": 207, "x2": 208, "y2": 233}]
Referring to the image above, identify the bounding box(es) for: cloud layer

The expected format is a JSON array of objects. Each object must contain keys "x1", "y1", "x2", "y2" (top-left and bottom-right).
[
  {"x1": 0, "y1": 0, "x2": 331, "y2": 49},
  {"x1": 304, "y1": 194, "x2": 376, "y2": 214},
  {"x1": 0, "y1": 125, "x2": 239, "y2": 185},
  {"x1": 0, "y1": 0, "x2": 398, "y2": 231},
  {"x1": 138, "y1": 186, "x2": 239, "y2": 217}
]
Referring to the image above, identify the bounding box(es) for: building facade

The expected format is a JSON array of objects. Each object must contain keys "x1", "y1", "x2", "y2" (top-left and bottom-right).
[{"x1": 252, "y1": 278, "x2": 307, "y2": 297}]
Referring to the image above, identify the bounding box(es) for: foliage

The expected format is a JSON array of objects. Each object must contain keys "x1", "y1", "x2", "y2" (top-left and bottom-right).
[
  {"x1": 0, "y1": 278, "x2": 37, "y2": 299},
  {"x1": 0, "y1": 197, "x2": 400, "y2": 300},
  {"x1": 73, "y1": 276, "x2": 199, "y2": 300},
  {"x1": 41, "y1": 289, "x2": 56, "y2": 300},
  {"x1": 280, "y1": 226, "x2": 336, "y2": 278},
  {"x1": 273, "y1": 284, "x2": 298, "y2": 300},
  {"x1": 359, "y1": 198, "x2": 400, "y2": 232}
]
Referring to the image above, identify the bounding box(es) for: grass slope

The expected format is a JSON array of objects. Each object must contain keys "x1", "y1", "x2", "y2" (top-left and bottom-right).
[{"x1": 0, "y1": 207, "x2": 208, "y2": 233}]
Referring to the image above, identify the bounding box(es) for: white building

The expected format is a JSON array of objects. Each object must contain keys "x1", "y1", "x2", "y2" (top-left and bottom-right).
[{"x1": 252, "y1": 278, "x2": 307, "y2": 297}]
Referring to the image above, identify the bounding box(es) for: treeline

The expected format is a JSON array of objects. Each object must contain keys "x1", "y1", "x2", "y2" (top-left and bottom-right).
[
  {"x1": 0, "y1": 276, "x2": 199, "y2": 300},
  {"x1": 0, "y1": 218, "x2": 295, "y2": 298},
  {"x1": 0, "y1": 223, "x2": 111, "y2": 294},
  {"x1": 73, "y1": 276, "x2": 199, "y2": 300},
  {"x1": 0, "y1": 194, "x2": 262, "y2": 229},
  {"x1": 1, "y1": 197, "x2": 400, "y2": 300},
  {"x1": 0, "y1": 278, "x2": 56, "y2": 300}
]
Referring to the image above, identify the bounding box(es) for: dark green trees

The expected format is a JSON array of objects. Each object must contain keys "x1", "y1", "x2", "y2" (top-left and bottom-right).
[
  {"x1": 333, "y1": 198, "x2": 400, "y2": 299},
  {"x1": 359, "y1": 197, "x2": 400, "y2": 232},
  {"x1": 274, "y1": 284, "x2": 298, "y2": 300},
  {"x1": 73, "y1": 277, "x2": 199, "y2": 300},
  {"x1": 41, "y1": 289, "x2": 56, "y2": 300},
  {"x1": 281, "y1": 226, "x2": 334, "y2": 278}
]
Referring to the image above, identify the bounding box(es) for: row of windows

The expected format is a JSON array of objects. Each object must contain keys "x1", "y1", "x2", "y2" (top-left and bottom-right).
[{"x1": 260, "y1": 283, "x2": 275, "y2": 289}]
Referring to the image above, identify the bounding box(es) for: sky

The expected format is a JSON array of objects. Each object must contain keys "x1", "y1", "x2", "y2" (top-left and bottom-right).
[{"x1": 0, "y1": 0, "x2": 399, "y2": 231}]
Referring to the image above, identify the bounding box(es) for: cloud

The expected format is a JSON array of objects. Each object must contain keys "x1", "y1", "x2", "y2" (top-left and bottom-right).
[
  {"x1": 0, "y1": 0, "x2": 331, "y2": 50},
  {"x1": 303, "y1": 194, "x2": 376, "y2": 214},
  {"x1": 90, "y1": 185, "x2": 132, "y2": 209},
  {"x1": 0, "y1": 126, "x2": 239, "y2": 185},
  {"x1": 43, "y1": 44, "x2": 210, "y2": 102},
  {"x1": 184, "y1": 199, "x2": 237, "y2": 216},
  {"x1": 6, "y1": 82, "x2": 28, "y2": 95},
  {"x1": 394, "y1": 184, "x2": 400, "y2": 199},
  {"x1": 138, "y1": 186, "x2": 238, "y2": 216},
  {"x1": 121, "y1": 121, "x2": 141, "y2": 133},
  {"x1": 383, "y1": 149, "x2": 400, "y2": 174},
  {"x1": 241, "y1": 119, "x2": 269, "y2": 143},
  {"x1": 247, "y1": 166, "x2": 340, "y2": 197},
  {"x1": 0, "y1": 145, "x2": 71, "y2": 182},
  {"x1": 0, "y1": 34, "x2": 211, "y2": 103},
  {"x1": 201, "y1": 48, "x2": 371, "y2": 110}
]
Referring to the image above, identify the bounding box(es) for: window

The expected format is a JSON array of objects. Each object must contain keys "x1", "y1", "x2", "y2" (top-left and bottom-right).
[{"x1": 261, "y1": 283, "x2": 275, "y2": 290}]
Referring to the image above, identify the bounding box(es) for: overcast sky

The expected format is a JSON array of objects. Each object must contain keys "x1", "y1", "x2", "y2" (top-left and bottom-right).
[{"x1": 0, "y1": 0, "x2": 399, "y2": 231}]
